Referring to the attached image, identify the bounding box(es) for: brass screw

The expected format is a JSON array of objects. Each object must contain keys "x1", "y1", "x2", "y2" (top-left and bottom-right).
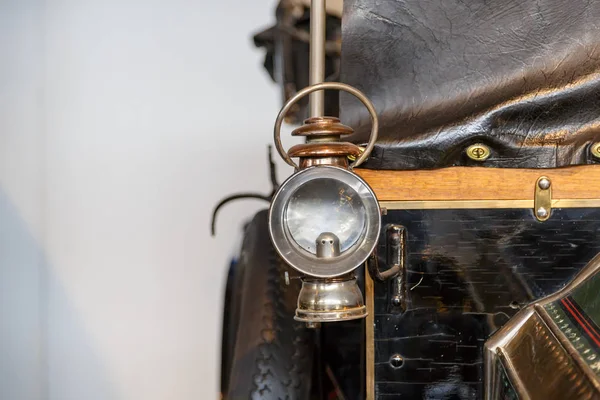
[
  {"x1": 347, "y1": 146, "x2": 365, "y2": 162},
  {"x1": 466, "y1": 143, "x2": 491, "y2": 161},
  {"x1": 592, "y1": 142, "x2": 600, "y2": 159}
]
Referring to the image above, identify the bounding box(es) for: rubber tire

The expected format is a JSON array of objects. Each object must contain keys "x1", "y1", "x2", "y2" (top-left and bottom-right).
[{"x1": 223, "y1": 210, "x2": 314, "y2": 400}]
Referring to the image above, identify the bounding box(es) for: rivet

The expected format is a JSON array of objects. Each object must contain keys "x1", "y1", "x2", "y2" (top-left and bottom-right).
[
  {"x1": 592, "y1": 142, "x2": 600, "y2": 159},
  {"x1": 389, "y1": 354, "x2": 404, "y2": 369},
  {"x1": 538, "y1": 178, "x2": 551, "y2": 190},
  {"x1": 537, "y1": 207, "x2": 548, "y2": 218},
  {"x1": 391, "y1": 296, "x2": 401, "y2": 307},
  {"x1": 466, "y1": 143, "x2": 491, "y2": 161}
]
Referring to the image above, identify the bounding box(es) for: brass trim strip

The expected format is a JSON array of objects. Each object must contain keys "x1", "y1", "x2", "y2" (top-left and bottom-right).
[
  {"x1": 496, "y1": 348, "x2": 528, "y2": 400},
  {"x1": 535, "y1": 305, "x2": 600, "y2": 393},
  {"x1": 380, "y1": 199, "x2": 600, "y2": 210},
  {"x1": 365, "y1": 266, "x2": 375, "y2": 400},
  {"x1": 553, "y1": 199, "x2": 600, "y2": 208}
]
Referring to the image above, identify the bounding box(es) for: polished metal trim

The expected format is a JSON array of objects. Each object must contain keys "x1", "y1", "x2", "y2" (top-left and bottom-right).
[
  {"x1": 485, "y1": 253, "x2": 600, "y2": 400},
  {"x1": 365, "y1": 266, "x2": 375, "y2": 400},
  {"x1": 309, "y1": 0, "x2": 326, "y2": 117},
  {"x1": 295, "y1": 306, "x2": 367, "y2": 322},
  {"x1": 294, "y1": 276, "x2": 367, "y2": 323},
  {"x1": 536, "y1": 304, "x2": 600, "y2": 393},
  {"x1": 269, "y1": 165, "x2": 381, "y2": 278},
  {"x1": 484, "y1": 308, "x2": 535, "y2": 400},
  {"x1": 553, "y1": 199, "x2": 600, "y2": 208},
  {"x1": 495, "y1": 349, "x2": 528, "y2": 400},
  {"x1": 534, "y1": 176, "x2": 552, "y2": 221},
  {"x1": 380, "y1": 199, "x2": 600, "y2": 210}
]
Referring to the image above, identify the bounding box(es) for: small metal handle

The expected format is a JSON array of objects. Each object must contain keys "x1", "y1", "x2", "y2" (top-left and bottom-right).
[
  {"x1": 274, "y1": 82, "x2": 379, "y2": 169},
  {"x1": 368, "y1": 225, "x2": 406, "y2": 281}
]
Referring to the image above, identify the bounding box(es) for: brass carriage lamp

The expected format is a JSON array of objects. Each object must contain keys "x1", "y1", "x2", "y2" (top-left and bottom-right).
[{"x1": 269, "y1": 83, "x2": 381, "y2": 323}]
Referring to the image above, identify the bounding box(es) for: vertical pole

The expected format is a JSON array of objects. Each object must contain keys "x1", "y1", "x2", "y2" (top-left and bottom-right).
[{"x1": 309, "y1": 0, "x2": 326, "y2": 118}]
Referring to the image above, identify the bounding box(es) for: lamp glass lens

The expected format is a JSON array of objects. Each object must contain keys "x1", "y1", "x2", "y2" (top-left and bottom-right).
[{"x1": 285, "y1": 178, "x2": 366, "y2": 255}]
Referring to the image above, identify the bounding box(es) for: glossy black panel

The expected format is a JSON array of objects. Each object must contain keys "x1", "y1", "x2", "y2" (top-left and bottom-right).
[
  {"x1": 373, "y1": 208, "x2": 600, "y2": 399},
  {"x1": 321, "y1": 318, "x2": 365, "y2": 398},
  {"x1": 321, "y1": 268, "x2": 366, "y2": 399}
]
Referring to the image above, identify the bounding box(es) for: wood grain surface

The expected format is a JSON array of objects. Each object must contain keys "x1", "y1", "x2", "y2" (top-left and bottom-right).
[{"x1": 356, "y1": 166, "x2": 600, "y2": 201}]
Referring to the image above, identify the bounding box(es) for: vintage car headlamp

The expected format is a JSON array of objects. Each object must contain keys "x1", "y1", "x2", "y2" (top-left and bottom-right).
[
  {"x1": 269, "y1": 82, "x2": 380, "y2": 323},
  {"x1": 269, "y1": 165, "x2": 380, "y2": 278}
]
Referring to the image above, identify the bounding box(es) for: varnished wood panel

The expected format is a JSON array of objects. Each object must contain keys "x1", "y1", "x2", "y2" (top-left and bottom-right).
[{"x1": 356, "y1": 166, "x2": 600, "y2": 201}]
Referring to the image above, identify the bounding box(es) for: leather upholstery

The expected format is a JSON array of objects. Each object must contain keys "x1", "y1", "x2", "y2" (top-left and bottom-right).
[{"x1": 341, "y1": 0, "x2": 600, "y2": 169}]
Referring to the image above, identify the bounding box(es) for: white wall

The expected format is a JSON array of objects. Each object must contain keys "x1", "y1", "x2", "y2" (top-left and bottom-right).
[
  {"x1": 0, "y1": 0, "x2": 299, "y2": 399},
  {"x1": 0, "y1": 2, "x2": 45, "y2": 400}
]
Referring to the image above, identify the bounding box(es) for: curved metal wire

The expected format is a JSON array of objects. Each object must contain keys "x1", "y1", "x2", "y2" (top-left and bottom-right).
[{"x1": 210, "y1": 193, "x2": 271, "y2": 236}]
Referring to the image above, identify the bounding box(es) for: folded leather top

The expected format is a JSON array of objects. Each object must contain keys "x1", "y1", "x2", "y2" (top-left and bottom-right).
[{"x1": 341, "y1": 0, "x2": 600, "y2": 169}]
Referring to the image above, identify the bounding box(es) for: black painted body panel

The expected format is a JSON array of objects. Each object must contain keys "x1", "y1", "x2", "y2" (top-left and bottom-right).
[{"x1": 372, "y1": 208, "x2": 600, "y2": 399}]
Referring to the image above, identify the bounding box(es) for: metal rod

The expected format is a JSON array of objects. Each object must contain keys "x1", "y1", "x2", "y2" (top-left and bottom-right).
[{"x1": 309, "y1": 0, "x2": 326, "y2": 117}]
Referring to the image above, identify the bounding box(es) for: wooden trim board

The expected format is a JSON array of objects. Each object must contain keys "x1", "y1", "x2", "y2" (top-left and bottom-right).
[{"x1": 356, "y1": 166, "x2": 600, "y2": 202}]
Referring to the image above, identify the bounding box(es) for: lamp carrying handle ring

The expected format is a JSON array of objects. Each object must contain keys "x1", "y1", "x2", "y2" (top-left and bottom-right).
[{"x1": 274, "y1": 82, "x2": 379, "y2": 169}]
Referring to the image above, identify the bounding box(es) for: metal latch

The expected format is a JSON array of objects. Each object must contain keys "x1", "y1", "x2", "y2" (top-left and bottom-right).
[
  {"x1": 368, "y1": 225, "x2": 407, "y2": 312},
  {"x1": 534, "y1": 176, "x2": 552, "y2": 222}
]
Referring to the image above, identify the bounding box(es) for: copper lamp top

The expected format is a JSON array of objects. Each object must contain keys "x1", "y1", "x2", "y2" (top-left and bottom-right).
[{"x1": 291, "y1": 116, "x2": 354, "y2": 138}]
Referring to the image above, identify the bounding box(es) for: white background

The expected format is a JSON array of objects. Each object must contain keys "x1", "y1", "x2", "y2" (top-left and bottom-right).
[{"x1": 0, "y1": 0, "x2": 300, "y2": 399}]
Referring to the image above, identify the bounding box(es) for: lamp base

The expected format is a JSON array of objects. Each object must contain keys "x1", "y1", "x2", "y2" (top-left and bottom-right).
[{"x1": 294, "y1": 276, "x2": 368, "y2": 323}]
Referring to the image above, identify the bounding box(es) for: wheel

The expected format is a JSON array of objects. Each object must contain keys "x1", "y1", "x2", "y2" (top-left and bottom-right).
[{"x1": 221, "y1": 210, "x2": 315, "y2": 400}]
